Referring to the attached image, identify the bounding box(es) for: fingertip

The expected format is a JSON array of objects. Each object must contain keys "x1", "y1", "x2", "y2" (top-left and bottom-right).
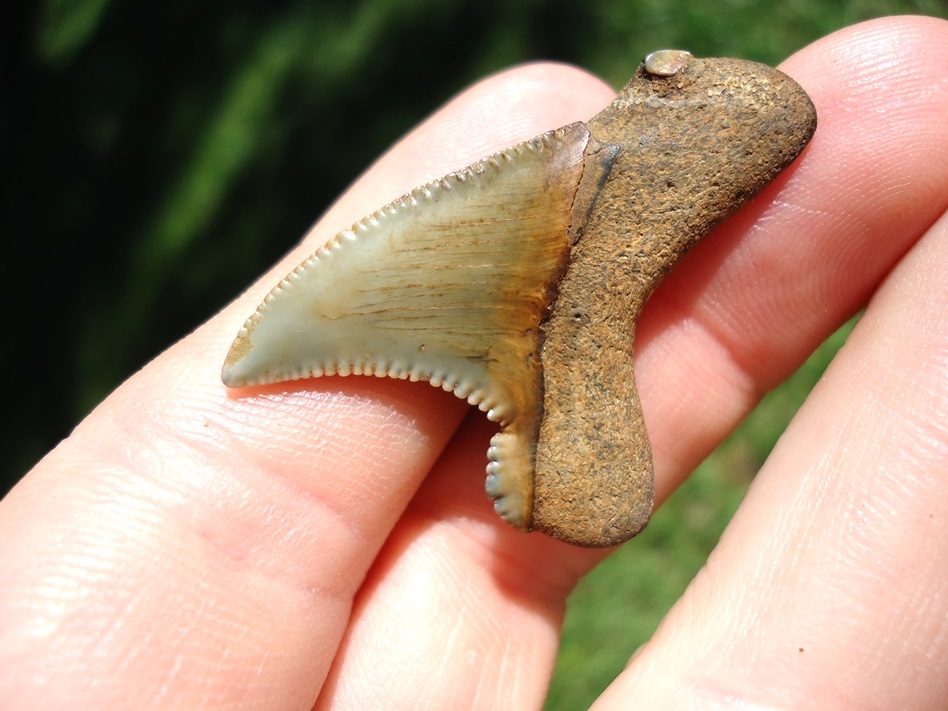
[
  {"x1": 782, "y1": 14, "x2": 948, "y2": 68},
  {"x1": 780, "y1": 15, "x2": 948, "y2": 114}
]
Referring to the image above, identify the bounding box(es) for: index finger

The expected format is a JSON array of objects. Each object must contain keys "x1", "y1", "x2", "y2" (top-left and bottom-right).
[
  {"x1": 0, "y1": 65, "x2": 615, "y2": 709},
  {"x1": 312, "y1": 14, "x2": 948, "y2": 710}
]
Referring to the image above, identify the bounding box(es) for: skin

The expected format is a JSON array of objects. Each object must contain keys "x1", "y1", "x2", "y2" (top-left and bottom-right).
[{"x1": 1, "y1": 14, "x2": 947, "y2": 710}]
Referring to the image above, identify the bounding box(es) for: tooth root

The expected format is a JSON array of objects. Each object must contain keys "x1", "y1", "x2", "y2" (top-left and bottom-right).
[
  {"x1": 223, "y1": 123, "x2": 591, "y2": 529},
  {"x1": 531, "y1": 55, "x2": 817, "y2": 547}
]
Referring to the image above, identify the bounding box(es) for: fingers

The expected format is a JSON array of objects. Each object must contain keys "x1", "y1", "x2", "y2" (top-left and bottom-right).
[
  {"x1": 595, "y1": 175, "x2": 948, "y2": 711},
  {"x1": 312, "y1": 15, "x2": 948, "y2": 711},
  {"x1": 4, "y1": 15, "x2": 945, "y2": 711},
  {"x1": 0, "y1": 65, "x2": 614, "y2": 709},
  {"x1": 637, "y1": 15, "x2": 948, "y2": 499},
  {"x1": 317, "y1": 412, "x2": 575, "y2": 710},
  {"x1": 591, "y1": 17, "x2": 948, "y2": 709}
]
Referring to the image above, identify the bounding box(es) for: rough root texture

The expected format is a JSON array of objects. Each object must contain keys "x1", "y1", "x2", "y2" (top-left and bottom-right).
[{"x1": 531, "y1": 54, "x2": 817, "y2": 546}]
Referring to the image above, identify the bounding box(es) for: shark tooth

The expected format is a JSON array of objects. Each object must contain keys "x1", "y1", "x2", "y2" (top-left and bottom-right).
[{"x1": 223, "y1": 51, "x2": 817, "y2": 547}]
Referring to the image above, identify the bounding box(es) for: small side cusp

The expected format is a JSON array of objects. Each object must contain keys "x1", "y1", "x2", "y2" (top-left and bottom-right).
[{"x1": 485, "y1": 430, "x2": 537, "y2": 530}]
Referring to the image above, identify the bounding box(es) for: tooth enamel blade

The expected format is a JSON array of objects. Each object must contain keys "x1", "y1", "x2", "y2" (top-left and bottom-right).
[{"x1": 223, "y1": 123, "x2": 590, "y2": 528}]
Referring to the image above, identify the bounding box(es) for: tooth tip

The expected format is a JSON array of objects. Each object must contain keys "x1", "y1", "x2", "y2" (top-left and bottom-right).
[
  {"x1": 221, "y1": 366, "x2": 248, "y2": 388},
  {"x1": 221, "y1": 358, "x2": 242, "y2": 387}
]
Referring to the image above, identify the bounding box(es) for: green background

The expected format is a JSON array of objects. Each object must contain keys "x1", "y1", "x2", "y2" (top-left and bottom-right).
[{"x1": 3, "y1": 2, "x2": 944, "y2": 708}]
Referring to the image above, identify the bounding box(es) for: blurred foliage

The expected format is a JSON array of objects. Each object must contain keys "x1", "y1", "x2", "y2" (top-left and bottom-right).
[{"x1": 2, "y1": 0, "x2": 944, "y2": 707}]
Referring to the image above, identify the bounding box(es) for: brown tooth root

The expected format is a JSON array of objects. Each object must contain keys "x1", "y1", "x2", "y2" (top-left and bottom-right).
[
  {"x1": 222, "y1": 52, "x2": 817, "y2": 548},
  {"x1": 534, "y1": 52, "x2": 817, "y2": 546}
]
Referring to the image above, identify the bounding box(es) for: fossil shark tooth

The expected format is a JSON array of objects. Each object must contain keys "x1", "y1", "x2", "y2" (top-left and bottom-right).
[{"x1": 223, "y1": 50, "x2": 817, "y2": 547}]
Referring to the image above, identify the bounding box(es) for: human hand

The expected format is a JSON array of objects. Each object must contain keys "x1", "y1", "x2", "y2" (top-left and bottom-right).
[{"x1": 2, "y1": 15, "x2": 947, "y2": 710}]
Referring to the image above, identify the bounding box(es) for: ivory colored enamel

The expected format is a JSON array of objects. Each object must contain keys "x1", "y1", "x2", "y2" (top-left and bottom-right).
[{"x1": 223, "y1": 124, "x2": 589, "y2": 528}]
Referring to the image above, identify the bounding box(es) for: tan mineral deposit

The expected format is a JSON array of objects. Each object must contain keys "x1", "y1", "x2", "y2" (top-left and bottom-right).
[{"x1": 222, "y1": 50, "x2": 817, "y2": 547}]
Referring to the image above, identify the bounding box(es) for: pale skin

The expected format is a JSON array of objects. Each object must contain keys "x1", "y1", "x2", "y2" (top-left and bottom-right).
[{"x1": 2, "y1": 15, "x2": 947, "y2": 710}]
